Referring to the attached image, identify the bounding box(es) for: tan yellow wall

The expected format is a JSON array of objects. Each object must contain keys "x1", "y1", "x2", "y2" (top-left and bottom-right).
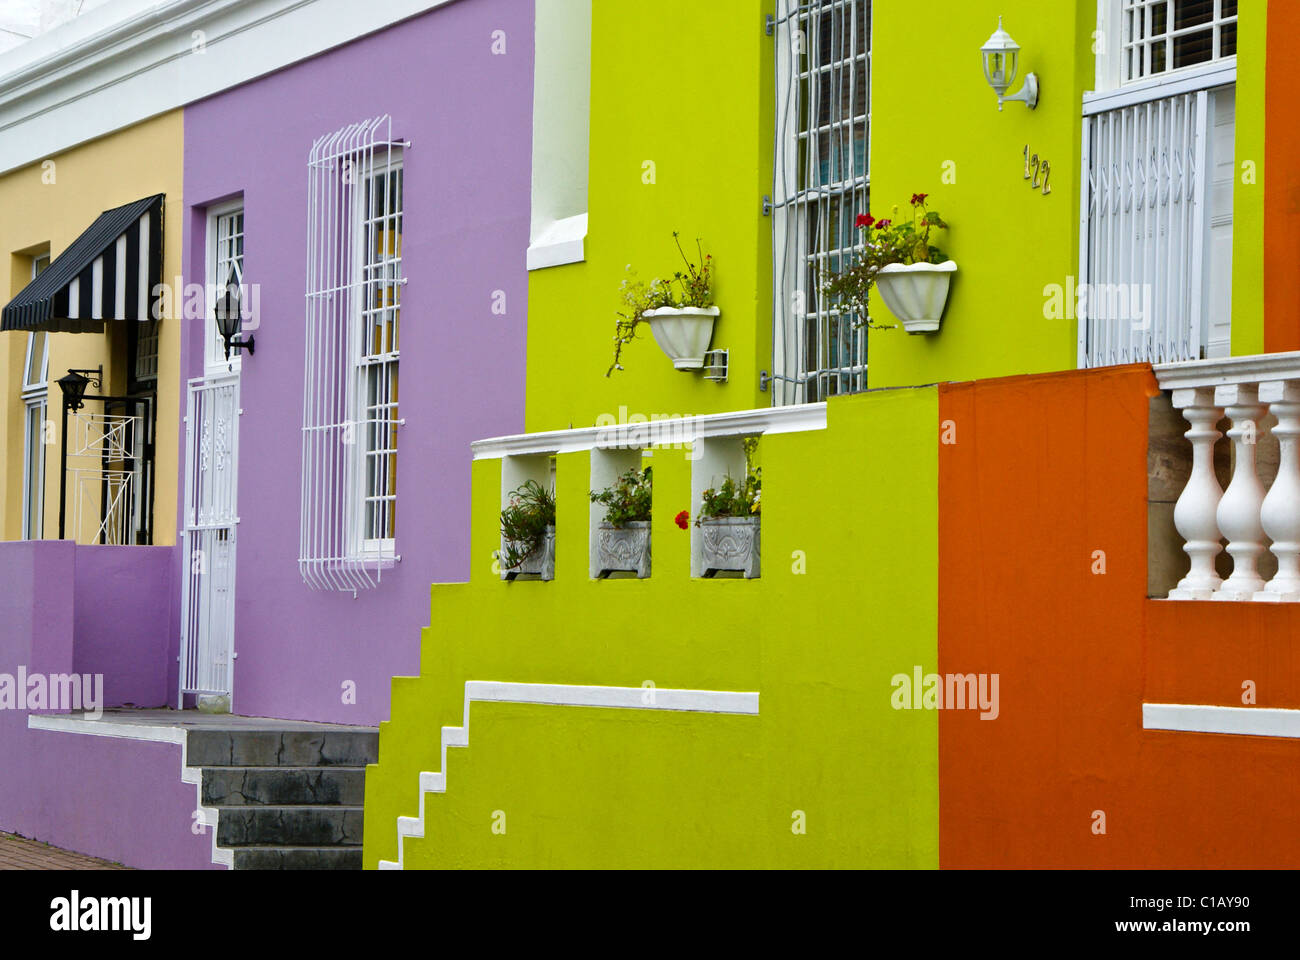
[{"x1": 0, "y1": 111, "x2": 183, "y2": 545}]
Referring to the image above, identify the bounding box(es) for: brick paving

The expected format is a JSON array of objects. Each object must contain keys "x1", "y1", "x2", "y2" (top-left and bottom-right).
[{"x1": 0, "y1": 832, "x2": 129, "y2": 870}]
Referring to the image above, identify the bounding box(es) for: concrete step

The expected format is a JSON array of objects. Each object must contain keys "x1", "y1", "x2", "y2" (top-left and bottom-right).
[
  {"x1": 231, "y1": 846, "x2": 363, "y2": 871},
  {"x1": 188, "y1": 729, "x2": 379, "y2": 768},
  {"x1": 216, "y1": 805, "x2": 364, "y2": 847},
  {"x1": 202, "y1": 767, "x2": 366, "y2": 807}
]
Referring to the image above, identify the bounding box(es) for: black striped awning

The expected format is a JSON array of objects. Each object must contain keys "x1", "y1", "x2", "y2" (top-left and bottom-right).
[{"x1": 1, "y1": 194, "x2": 164, "y2": 333}]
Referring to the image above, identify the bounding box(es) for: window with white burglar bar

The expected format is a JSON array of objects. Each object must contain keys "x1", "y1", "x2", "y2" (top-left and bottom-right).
[
  {"x1": 770, "y1": 0, "x2": 871, "y2": 406},
  {"x1": 1080, "y1": 1, "x2": 1236, "y2": 368},
  {"x1": 301, "y1": 115, "x2": 406, "y2": 592}
]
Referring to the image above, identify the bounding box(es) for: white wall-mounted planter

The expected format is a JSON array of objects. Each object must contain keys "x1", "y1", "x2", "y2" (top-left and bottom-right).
[
  {"x1": 595, "y1": 521, "x2": 651, "y2": 579},
  {"x1": 645, "y1": 307, "x2": 720, "y2": 371},
  {"x1": 501, "y1": 526, "x2": 555, "y2": 582},
  {"x1": 699, "y1": 517, "x2": 760, "y2": 579},
  {"x1": 876, "y1": 261, "x2": 957, "y2": 334}
]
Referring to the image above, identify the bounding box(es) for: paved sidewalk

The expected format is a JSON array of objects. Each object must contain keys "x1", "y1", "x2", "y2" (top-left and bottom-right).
[{"x1": 0, "y1": 832, "x2": 129, "y2": 870}]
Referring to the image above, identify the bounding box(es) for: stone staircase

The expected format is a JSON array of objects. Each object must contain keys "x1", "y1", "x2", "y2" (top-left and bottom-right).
[{"x1": 186, "y1": 726, "x2": 378, "y2": 870}]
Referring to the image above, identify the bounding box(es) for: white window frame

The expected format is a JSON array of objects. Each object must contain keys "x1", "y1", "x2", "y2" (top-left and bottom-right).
[
  {"x1": 771, "y1": 0, "x2": 872, "y2": 406},
  {"x1": 1096, "y1": 0, "x2": 1237, "y2": 93},
  {"x1": 347, "y1": 150, "x2": 403, "y2": 561},
  {"x1": 205, "y1": 199, "x2": 245, "y2": 375},
  {"x1": 527, "y1": 0, "x2": 591, "y2": 270},
  {"x1": 21, "y1": 254, "x2": 50, "y2": 540}
]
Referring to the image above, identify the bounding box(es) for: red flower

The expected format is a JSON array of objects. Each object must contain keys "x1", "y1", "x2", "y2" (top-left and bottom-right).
[
  {"x1": 855, "y1": 213, "x2": 875, "y2": 230},
  {"x1": 910, "y1": 193, "x2": 929, "y2": 206},
  {"x1": 876, "y1": 219, "x2": 892, "y2": 230},
  {"x1": 675, "y1": 510, "x2": 690, "y2": 530}
]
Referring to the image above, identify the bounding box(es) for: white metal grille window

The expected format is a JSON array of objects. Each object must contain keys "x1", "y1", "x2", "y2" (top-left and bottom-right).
[
  {"x1": 771, "y1": 0, "x2": 871, "y2": 406},
  {"x1": 1081, "y1": 2, "x2": 1236, "y2": 368},
  {"x1": 206, "y1": 203, "x2": 244, "y2": 373},
  {"x1": 301, "y1": 115, "x2": 407, "y2": 592},
  {"x1": 1123, "y1": 0, "x2": 1237, "y2": 83},
  {"x1": 21, "y1": 254, "x2": 50, "y2": 540}
]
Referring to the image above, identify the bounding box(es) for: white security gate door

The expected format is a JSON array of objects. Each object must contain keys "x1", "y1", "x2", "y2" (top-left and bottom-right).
[{"x1": 179, "y1": 374, "x2": 241, "y2": 706}]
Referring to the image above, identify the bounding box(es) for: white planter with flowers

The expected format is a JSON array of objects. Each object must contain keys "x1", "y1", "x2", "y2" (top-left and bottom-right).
[
  {"x1": 644, "y1": 306, "x2": 720, "y2": 371},
  {"x1": 875, "y1": 261, "x2": 958, "y2": 334}
]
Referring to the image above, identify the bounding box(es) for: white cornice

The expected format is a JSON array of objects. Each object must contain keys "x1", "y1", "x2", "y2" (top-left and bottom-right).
[
  {"x1": 0, "y1": 0, "x2": 455, "y2": 175},
  {"x1": 471, "y1": 403, "x2": 829, "y2": 461}
]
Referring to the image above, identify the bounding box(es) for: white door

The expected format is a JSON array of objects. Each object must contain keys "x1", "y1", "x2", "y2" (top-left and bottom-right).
[{"x1": 179, "y1": 374, "x2": 241, "y2": 705}]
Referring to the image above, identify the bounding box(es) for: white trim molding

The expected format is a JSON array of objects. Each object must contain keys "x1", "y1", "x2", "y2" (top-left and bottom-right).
[
  {"x1": 29, "y1": 714, "x2": 232, "y2": 868},
  {"x1": 377, "y1": 681, "x2": 761, "y2": 870},
  {"x1": 0, "y1": 0, "x2": 455, "y2": 176},
  {"x1": 472, "y1": 402, "x2": 829, "y2": 461},
  {"x1": 1155, "y1": 352, "x2": 1300, "y2": 392},
  {"x1": 1143, "y1": 703, "x2": 1300, "y2": 739}
]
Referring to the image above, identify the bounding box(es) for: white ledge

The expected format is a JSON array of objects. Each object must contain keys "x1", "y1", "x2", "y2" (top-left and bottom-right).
[
  {"x1": 472, "y1": 403, "x2": 828, "y2": 461},
  {"x1": 1144, "y1": 703, "x2": 1300, "y2": 739},
  {"x1": 1083, "y1": 61, "x2": 1236, "y2": 116},
  {"x1": 527, "y1": 213, "x2": 587, "y2": 271},
  {"x1": 1154, "y1": 352, "x2": 1300, "y2": 392}
]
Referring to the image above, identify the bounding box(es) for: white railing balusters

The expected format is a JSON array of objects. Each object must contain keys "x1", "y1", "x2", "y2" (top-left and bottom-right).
[
  {"x1": 1157, "y1": 354, "x2": 1300, "y2": 603},
  {"x1": 1256, "y1": 380, "x2": 1300, "y2": 602},
  {"x1": 1168, "y1": 387, "x2": 1225, "y2": 600},
  {"x1": 1212, "y1": 384, "x2": 1269, "y2": 601}
]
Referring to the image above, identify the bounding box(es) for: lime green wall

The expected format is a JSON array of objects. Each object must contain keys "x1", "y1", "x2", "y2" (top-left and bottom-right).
[
  {"x1": 364, "y1": 386, "x2": 940, "y2": 868},
  {"x1": 525, "y1": 0, "x2": 772, "y2": 432},
  {"x1": 1232, "y1": 0, "x2": 1266, "y2": 357},
  {"x1": 867, "y1": 0, "x2": 1095, "y2": 388}
]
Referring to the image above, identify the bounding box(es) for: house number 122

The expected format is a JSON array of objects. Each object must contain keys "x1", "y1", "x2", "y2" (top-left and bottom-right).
[{"x1": 1024, "y1": 146, "x2": 1051, "y2": 196}]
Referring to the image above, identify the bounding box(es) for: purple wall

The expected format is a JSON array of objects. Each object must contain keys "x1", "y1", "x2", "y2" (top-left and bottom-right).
[
  {"x1": 73, "y1": 546, "x2": 174, "y2": 708},
  {"x1": 181, "y1": 0, "x2": 533, "y2": 725},
  {"x1": 0, "y1": 540, "x2": 214, "y2": 868}
]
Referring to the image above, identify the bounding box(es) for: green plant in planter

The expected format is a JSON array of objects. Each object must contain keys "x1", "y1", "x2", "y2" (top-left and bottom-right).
[
  {"x1": 609, "y1": 233, "x2": 714, "y2": 376},
  {"x1": 823, "y1": 193, "x2": 950, "y2": 327},
  {"x1": 498, "y1": 480, "x2": 556, "y2": 572},
  {"x1": 698, "y1": 438, "x2": 761, "y2": 522},
  {"x1": 590, "y1": 467, "x2": 653, "y2": 527}
]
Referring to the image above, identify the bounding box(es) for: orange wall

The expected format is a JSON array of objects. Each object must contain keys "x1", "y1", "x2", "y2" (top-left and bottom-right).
[
  {"x1": 1265, "y1": 0, "x2": 1300, "y2": 352},
  {"x1": 938, "y1": 367, "x2": 1300, "y2": 868}
]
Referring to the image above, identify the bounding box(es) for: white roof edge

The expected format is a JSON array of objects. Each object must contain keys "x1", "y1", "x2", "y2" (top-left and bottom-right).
[{"x1": 0, "y1": 0, "x2": 455, "y2": 175}]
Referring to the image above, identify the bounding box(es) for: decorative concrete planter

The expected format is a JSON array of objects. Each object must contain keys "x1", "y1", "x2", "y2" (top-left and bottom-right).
[
  {"x1": 875, "y1": 261, "x2": 957, "y2": 334},
  {"x1": 645, "y1": 307, "x2": 720, "y2": 371},
  {"x1": 502, "y1": 526, "x2": 555, "y2": 581},
  {"x1": 596, "y1": 521, "x2": 651, "y2": 579},
  {"x1": 699, "y1": 517, "x2": 761, "y2": 579}
]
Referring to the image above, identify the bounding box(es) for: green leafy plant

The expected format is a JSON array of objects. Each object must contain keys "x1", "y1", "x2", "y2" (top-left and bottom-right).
[
  {"x1": 698, "y1": 438, "x2": 761, "y2": 522},
  {"x1": 590, "y1": 467, "x2": 653, "y2": 527},
  {"x1": 498, "y1": 480, "x2": 556, "y2": 571},
  {"x1": 609, "y1": 233, "x2": 714, "y2": 376},
  {"x1": 823, "y1": 193, "x2": 950, "y2": 327}
]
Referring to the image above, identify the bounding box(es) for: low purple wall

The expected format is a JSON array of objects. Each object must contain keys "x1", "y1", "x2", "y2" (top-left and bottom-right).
[
  {"x1": 181, "y1": 0, "x2": 534, "y2": 725},
  {"x1": 73, "y1": 546, "x2": 175, "y2": 708},
  {"x1": 0, "y1": 541, "x2": 213, "y2": 868}
]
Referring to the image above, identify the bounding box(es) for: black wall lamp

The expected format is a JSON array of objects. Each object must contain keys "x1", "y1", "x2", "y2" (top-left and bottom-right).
[
  {"x1": 56, "y1": 366, "x2": 102, "y2": 412},
  {"x1": 215, "y1": 266, "x2": 255, "y2": 360}
]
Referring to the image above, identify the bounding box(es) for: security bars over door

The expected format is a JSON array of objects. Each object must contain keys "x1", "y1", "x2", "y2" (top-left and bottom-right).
[
  {"x1": 64, "y1": 397, "x2": 153, "y2": 545},
  {"x1": 301, "y1": 115, "x2": 406, "y2": 592},
  {"x1": 1078, "y1": 73, "x2": 1234, "y2": 368},
  {"x1": 179, "y1": 374, "x2": 240, "y2": 704},
  {"x1": 771, "y1": 0, "x2": 871, "y2": 406}
]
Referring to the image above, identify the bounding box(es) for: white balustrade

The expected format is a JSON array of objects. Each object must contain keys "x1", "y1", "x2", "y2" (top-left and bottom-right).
[
  {"x1": 1167, "y1": 387, "x2": 1224, "y2": 600},
  {"x1": 1256, "y1": 381, "x2": 1300, "y2": 601},
  {"x1": 1157, "y1": 353, "x2": 1300, "y2": 602}
]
